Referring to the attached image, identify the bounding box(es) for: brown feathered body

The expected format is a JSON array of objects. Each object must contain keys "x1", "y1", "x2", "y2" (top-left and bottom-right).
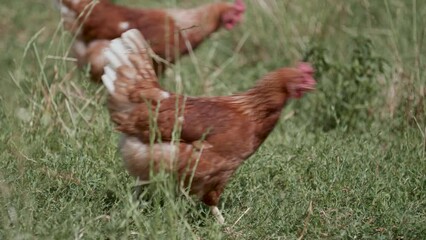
[
  {"x1": 102, "y1": 30, "x2": 316, "y2": 218},
  {"x1": 117, "y1": 76, "x2": 300, "y2": 206},
  {"x1": 59, "y1": 0, "x2": 245, "y2": 81}
]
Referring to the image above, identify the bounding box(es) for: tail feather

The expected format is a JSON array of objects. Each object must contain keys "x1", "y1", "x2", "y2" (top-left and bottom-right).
[
  {"x1": 102, "y1": 65, "x2": 116, "y2": 92},
  {"x1": 102, "y1": 29, "x2": 169, "y2": 117}
]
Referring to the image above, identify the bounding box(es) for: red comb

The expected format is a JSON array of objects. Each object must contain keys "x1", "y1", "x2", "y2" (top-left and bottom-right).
[
  {"x1": 297, "y1": 62, "x2": 314, "y2": 75},
  {"x1": 234, "y1": 0, "x2": 246, "y2": 12},
  {"x1": 297, "y1": 62, "x2": 316, "y2": 95}
]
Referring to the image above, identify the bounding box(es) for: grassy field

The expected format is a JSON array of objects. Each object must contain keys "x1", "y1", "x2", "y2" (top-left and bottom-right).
[{"x1": 1, "y1": 0, "x2": 425, "y2": 239}]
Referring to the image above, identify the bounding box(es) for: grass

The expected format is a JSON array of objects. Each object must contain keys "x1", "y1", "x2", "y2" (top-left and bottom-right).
[{"x1": 0, "y1": 0, "x2": 425, "y2": 239}]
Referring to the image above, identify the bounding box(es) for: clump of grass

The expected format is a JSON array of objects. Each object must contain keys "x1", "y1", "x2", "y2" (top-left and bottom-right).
[{"x1": 303, "y1": 37, "x2": 388, "y2": 131}]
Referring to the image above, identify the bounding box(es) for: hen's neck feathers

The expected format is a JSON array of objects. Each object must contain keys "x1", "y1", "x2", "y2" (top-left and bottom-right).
[
  {"x1": 166, "y1": 3, "x2": 231, "y2": 45},
  {"x1": 229, "y1": 70, "x2": 294, "y2": 120}
]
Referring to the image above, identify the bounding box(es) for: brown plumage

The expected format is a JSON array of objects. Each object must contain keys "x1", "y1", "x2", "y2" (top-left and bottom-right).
[
  {"x1": 102, "y1": 29, "x2": 316, "y2": 224},
  {"x1": 58, "y1": 0, "x2": 246, "y2": 82}
]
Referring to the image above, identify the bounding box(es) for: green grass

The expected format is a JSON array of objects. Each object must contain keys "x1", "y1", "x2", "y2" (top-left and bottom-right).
[{"x1": 1, "y1": 0, "x2": 425, "y2": 239}]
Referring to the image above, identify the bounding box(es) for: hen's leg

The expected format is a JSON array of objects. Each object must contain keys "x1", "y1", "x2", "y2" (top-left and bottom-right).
[
  {"x1": 211, "y1": 206, "x2": 225, "y2": 224},
  {"x1": 202, "y1": 189, "x2": 225, "y2": 224}
]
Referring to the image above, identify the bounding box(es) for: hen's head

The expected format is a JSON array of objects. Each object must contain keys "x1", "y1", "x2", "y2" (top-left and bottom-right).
[
  {"x1": 282, "y1": 63, "x2": 316, "y2": 99},
  {"x1": 221, "y1": 0, "x2": 246, "y2": 30}
]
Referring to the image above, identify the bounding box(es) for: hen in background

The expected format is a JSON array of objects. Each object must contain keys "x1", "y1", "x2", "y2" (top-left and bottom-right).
[
  {"x1": 58, "y1": 0, "x2": 246, "y2": 81},
  {"x1": 101, "y1": 29, "x2": 316, "y2": 224}
]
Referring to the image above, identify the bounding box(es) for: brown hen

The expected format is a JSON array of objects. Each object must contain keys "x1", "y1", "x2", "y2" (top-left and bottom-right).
[
  {"x1": 58, "y1": 0, "x2": 245, "y2": 81},
  {"x1": 101, "y1": 29, "x2": 316, "y2": 224}
]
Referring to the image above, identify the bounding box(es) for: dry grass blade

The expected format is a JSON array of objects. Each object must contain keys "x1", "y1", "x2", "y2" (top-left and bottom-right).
[
  {"x1": 231, "y1": 207, "x2": 251, "y2": 228},
  {"x1": 297, "y1": 201, "x2": 313, "y2": 240}
]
